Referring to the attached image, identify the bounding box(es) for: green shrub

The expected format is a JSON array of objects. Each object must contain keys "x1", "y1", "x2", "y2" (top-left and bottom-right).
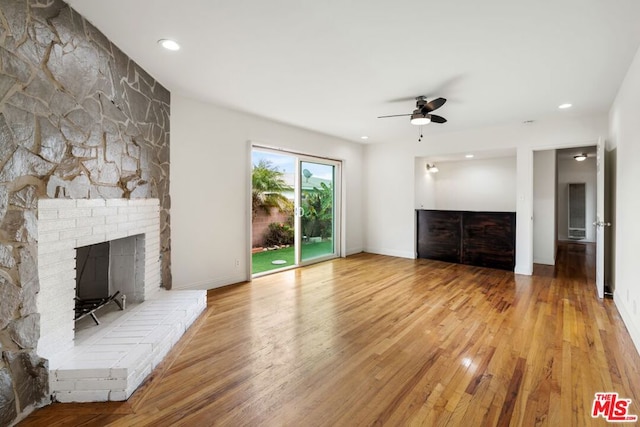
[
  {"x1": 263, "y1": 222, "x2": 294, "y2": 246},
  {"x1": 302, "y1": 182, "x2": 333, "y2": 239}
]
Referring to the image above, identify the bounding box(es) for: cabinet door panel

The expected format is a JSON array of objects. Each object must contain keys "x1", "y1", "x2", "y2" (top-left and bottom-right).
[
  {"x1": 461, "y1": 212, "x2": 515, "y2": 270},
  {"x1": 417, "y1": 210, "x2": 461, "y2": 263}
]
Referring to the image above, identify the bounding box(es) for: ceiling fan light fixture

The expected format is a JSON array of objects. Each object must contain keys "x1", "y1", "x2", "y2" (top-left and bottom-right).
[
  {"x1": 410, "y1": 113, "x2": 431, "y2": 126},
  {"x1": 574, "y1": 153, "x2": 587, "y2": 161},
  {"x1": 378, "y1": 96, "x2": 446, "y2": 126}
]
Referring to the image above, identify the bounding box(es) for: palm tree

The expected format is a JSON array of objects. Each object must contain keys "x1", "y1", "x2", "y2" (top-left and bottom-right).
[
  {"x1": 252, "y1": 159, "x2": 293, "y2": 219},
  {"x1": 302, "y1": 182, "x2": 333, "y2": 239}
]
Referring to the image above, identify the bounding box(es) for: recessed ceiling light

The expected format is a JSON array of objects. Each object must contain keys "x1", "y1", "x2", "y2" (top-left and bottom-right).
[
  {"x1": 158, "y1": 39, "x2": 180, "y2": 51},
  {"x1": 465, "y1": 154, "x2": 474, "y2": 158},
  {"x1": 360, "y1": 136, "x2": 369, "y2": 140},
  {"x1": 558, "y1": 103, "x2": 572, "y2": 109}
]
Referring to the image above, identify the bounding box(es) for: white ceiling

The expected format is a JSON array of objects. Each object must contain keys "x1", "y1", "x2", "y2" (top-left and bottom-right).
[
  {"x1": 557, "y1": 145, "x2": 597, "y2": 161},
  {"x1": 66, "y1": 0, "x2": 640, "y2": 145},
  {"x1": 421, "y1": 148, "x2": 517, "y2": 164}
]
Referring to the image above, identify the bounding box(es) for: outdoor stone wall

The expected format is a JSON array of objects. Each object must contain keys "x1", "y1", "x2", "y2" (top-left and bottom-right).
[
  {"x1": 0, "y1": 0, "x2": 171, "y2": 424},
  {"x1": 252, "y1": 207, "x2": 291, "y2": 248}
]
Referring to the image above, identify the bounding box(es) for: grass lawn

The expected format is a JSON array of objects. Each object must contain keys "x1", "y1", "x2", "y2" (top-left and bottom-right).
[{"x1": 252, "y1": 241, "x2": 333, "y2": 274}]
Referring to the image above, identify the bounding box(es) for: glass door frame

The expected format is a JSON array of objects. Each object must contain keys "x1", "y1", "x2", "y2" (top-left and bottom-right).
[
  {"x1": 295, "y1": 154, "x2": 342, "y2": 267},
  {"x1": 250, "y1": 144, "x2": 342, "y2": 277},
  {"x1": 295, "y1": 154, "x2": 342, "y2": 265}
]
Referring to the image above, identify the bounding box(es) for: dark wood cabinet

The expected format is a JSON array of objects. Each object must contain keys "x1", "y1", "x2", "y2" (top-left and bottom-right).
[{"x1": 416, "y1": 210, "x2": 516, "y2": 271}]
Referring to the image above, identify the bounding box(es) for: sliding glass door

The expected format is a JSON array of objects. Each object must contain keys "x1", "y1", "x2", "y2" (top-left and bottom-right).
[
  {"x1": 298, "y1": 159, "x2": 338, "y2": 263},
  {"x1": 251, "y1": 147, "x2": 340, "y2": 276}
]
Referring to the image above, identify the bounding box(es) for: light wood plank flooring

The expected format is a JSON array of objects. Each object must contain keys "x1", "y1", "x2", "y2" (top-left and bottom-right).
[{"x1": 21, "y1": 244, "x2": 640, "y2": 426}]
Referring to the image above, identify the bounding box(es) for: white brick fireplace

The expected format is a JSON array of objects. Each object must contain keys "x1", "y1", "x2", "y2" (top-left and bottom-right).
[
  {"x1": 36, "y1": 198, "x2": 206, "y2": 402},
  {"x1": 37, "y1": 198, "x2": 161, "y2": 359}
]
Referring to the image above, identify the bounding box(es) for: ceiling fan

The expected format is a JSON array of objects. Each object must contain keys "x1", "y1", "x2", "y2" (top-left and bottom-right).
[{"x1": 378, "y1": 96, "x2": 447, "y2": 125}]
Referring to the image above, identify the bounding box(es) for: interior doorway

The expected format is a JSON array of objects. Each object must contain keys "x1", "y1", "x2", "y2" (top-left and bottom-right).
[
  {"x1": 532, "y1": 144, "x2": 613, "y2": 297},
  {"x1": 251, "y1": 146, "x2": 341, "y2": 276}
]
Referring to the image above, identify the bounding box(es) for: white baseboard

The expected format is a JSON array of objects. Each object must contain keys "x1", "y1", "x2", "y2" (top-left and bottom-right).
[
  {"x1": 613, "y1": 293, "x2": 640, "y2": 357},
  {"x1": 533, "y1": 257, "x2": 555, "y2": 266},
  {"x1": 514, "y1": 264, "x2": 533, "y2": 276},
  {"x1": 364, "y1": 247, "x2": 415, "y2": 259},
  {"x1": 344, "y1": 247, "x2": 364, "y2": 256},
  {"x1": 171, "y1": 273, "x2": 249, "y2": 291}
]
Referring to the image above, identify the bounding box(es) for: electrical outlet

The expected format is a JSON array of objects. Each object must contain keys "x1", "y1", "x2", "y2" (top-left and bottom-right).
[{"x1": 235, "y1": 259, "x2": 240, "y2": 268}]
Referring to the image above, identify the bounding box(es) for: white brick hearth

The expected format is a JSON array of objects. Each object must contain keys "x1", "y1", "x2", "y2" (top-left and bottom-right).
[
  {"x1": 48, "y1": 290, "x2": 206, "y2": 402},
  {"x1": 36, "y1": 198, "x2": 207, "y2": 402}
]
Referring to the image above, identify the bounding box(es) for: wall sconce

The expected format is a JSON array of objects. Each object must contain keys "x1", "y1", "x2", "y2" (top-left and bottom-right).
[{"x1": 426, "y1": 163, "x2": 439, "y2": 173}]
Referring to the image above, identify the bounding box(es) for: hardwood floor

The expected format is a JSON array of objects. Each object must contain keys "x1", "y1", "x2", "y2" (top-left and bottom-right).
[{"x1": 21, "y1": 245, "x2": 640, "y2": 426}]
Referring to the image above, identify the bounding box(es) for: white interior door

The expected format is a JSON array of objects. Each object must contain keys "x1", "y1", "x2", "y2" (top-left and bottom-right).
[{"x1": 595, "y1": 138, "x2": 608, "y2": 299}]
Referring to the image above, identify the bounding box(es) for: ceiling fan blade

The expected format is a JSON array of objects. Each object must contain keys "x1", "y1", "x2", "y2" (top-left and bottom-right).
[
  {"x1": 429, "y1": 114, "x2": 447, "y2": 124},
  {"x1": 387, "y1": 96, "x2": 421, "y2": 103},
  {"x1": 377, "y1": 114, "x2": 412, "y2": 118},
  {"x1": 423, "y1": 97, "x2": 447, "y2": 113}
]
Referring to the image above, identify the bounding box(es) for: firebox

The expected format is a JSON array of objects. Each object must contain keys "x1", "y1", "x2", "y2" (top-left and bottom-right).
[{"x1": 74, "y1": 235, "x2": 145, "y2": 325}]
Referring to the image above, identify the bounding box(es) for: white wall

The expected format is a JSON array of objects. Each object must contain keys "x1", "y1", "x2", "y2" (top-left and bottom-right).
[
  {"x1": 426, "y1": 157, "x2": 516, "y2": 211},
  {"x1": 533, "y1": 150, "x2": 556, "y2": 265},
  {"x1": 364, "y1": 143, "x2": 416, "y2": 258},
  {"x1": 556, "y1": 157, "x2": 597, "y2": 242},
  {"x1": 414, "y1": 158, "x2": 436, "y2": 210},
  {"x1": 515, "y1": 148, "x2": 534, "y2": 275},
  {"x1": 364, "y1": 115, "x2": 607, "y2": 270},
  {"x1": 171, "y1": 94, "x2": 364, "y2": 289},
  {"x1": 609, "y1": 45, "x2": 640, "y2": 355}
]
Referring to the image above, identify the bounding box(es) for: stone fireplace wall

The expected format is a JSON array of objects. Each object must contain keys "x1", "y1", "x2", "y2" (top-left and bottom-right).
[{"x1": 0, "y1": 1, "x2": 171, "y2": 424}]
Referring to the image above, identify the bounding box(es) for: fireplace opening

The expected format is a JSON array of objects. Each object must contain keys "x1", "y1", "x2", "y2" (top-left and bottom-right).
[
  {"x1": 74, "y1": 234, "x2": 146, "y2": 335},
  {"x1": 75, "y1": 241, "x2": 121, "y2": 325},
  {"x1": 76, "y1": 241, "x2": 109, "y2": 300}
]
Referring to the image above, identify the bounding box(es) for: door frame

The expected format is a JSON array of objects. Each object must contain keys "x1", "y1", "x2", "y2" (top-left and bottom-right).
[
  {"x1": 295, "y1": 154, "x2": 342, "y2": 267},
  {"x1": 528, "y1": 140, "x2": 607, "y2": 284},
  {"x1": 595, "y1": 137, "x2": 607, "y2": 298}
]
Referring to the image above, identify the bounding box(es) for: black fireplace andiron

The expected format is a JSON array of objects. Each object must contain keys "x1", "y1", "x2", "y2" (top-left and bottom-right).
[{"x1": 74, "y1": 291, "x2": 125, "y2": 325}]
